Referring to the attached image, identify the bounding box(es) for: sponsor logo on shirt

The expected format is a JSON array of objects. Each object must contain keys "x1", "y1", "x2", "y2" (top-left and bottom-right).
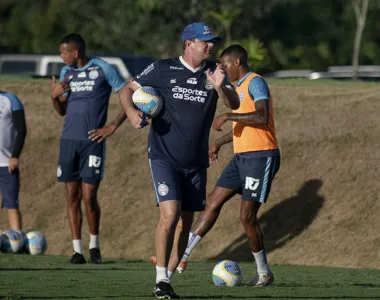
[
  {"x1": 170, "y1": 66, "x2": 184, "y2": 70},
  {"x1": 187, "y1": 78, "x2": 197, "y2": 84},
  {"x1": 78, "y1": 72, "x2": 86, "y2": 78},
  {"x1": 136, "y1": 63, "x2": 155, "y2": 79},
  {"x1": 172, "y1": 86, "x2": 207, "y2": 103},
  {"x1": 70, "y1": 80, "x2": 96, "y2": 92}
]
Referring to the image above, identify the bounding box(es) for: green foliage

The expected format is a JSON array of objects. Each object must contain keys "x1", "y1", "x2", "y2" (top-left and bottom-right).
[{"x1": 0, "y1": 0, "x2": 379, "y2": 72}]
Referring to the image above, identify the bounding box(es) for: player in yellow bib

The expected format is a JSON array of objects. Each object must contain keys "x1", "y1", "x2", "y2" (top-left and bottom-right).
[{"x1": 177, "y1": 44, "x2": 281, "y2": 286}]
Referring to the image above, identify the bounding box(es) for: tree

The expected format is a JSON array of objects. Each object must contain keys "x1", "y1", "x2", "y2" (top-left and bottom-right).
[{"x1": 351, "y1": 0, "x2": 370, "y2": 80}]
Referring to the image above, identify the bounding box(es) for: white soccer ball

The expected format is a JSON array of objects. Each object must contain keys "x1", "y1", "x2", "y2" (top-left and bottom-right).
[
  {"x1": 212, "y1": 260, "x2": 244, "y2": 287},
  {"x1": 132, "y1": 86, "x2": 163, "y2": 118},
  {"x1": 25, "y1": 231, "x2": 47, "y2": 255},
  {"x1": 0, "y1": 230, "x2": 24, "y2": 253}
]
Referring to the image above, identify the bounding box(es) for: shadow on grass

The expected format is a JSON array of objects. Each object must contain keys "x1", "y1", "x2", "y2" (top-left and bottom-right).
[{"x1": 211, "y1": 179, "x2": 325, "y2": 261}]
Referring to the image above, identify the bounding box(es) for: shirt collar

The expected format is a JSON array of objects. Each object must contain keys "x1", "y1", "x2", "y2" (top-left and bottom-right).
[
  {"x1": 237, "y1": 71, "x2": 253, "y2": 86},
  {"x1": 179, "y1": 56, "x2": 206, "y2": 73}
]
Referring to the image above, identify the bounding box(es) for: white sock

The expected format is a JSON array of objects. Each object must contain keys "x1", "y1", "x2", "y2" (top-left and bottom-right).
[
  {"x1": 73, "y1": 239, "x2": 83, "y2": 254},
  {"x1": 168, "y1": 270, "x2": 174, "y2": 280},
  {"x1": 89, "y1": 234, "x2": 99, "y2": 249},
  {"x1": 156, "y1": 266, "x2": 169, "y2": 283},
  {"x1": 252, "y1": 249, "x2": 270, "y2": 275},
  {"x1": 182, "y1": 232, "x2": 202, "y2": 262}
]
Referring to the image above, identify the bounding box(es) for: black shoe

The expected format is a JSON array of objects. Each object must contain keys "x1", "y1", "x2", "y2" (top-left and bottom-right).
[
  {"x1": 153, "y1": 281, "x2": 181, "y2": 299},
  {"x1": 69, "y1": 252, "x2": 86, "y2": 264},
  {"x1": 89, "y1": 248, "x2": 102, "y2": 264}
]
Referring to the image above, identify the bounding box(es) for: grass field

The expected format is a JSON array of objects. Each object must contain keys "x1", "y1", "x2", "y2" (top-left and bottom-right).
[{"x1": 1, "y1": 254, "x2": 380, "y2": 300}]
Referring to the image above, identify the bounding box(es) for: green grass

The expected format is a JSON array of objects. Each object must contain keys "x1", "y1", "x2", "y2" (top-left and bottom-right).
[{"x1": 0, "y1": 255, "x2": 379, "y2": 300}]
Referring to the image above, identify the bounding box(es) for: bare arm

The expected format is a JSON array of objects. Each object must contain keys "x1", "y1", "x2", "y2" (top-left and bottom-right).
[
  {"x1": 215, "y1": 86, "x2": 240, "y2": 110},
  {"x1": 224, "y1": 99, "x2": 269, "y2": 125},
  {"x1": 212, "y1": 99, "x2": 269, "y2": 131},
  {"x1": 206, "y1": 65, "x2": 240, "y2": 110},
  {"x1": 88, "y1": 86, "x2": 129, "y2": 143},
  {"x1": 209, "y1": 130, "x2": 233, "y2": 164},
  {"x1": 119, "y1": 82, "x2": 146, "y2": 129},
  {"x1": 214, "y1": 130, "x2": 233, "y2": 148},
  {"x1": 51, "y1": 76, "x2": 70, "y2": 116}
]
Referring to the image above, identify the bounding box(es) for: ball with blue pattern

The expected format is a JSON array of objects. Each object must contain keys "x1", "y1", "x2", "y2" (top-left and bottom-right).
[
  {"x1": 212, "y1": 260, "x2": 244, "y2": 286},
  {"x1": 25, "y1": 231, "x2": 47, "y2": 255},
  {"x1": 132, "y1": 86, "x2": 163, "y2": 118},
  {"x1": 0, "y1": 229, "x2": 24, "y2": 253}
]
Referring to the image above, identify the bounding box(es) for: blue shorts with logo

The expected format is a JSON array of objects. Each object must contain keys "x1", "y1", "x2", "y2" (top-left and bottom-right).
[
  {"x1": 216, "y1": 150, "x2": 281, "y2": 203},
  {"x1": 0, "y1": 167, "x2": 20, "y2": 209},
  {"x1": 57, "y1": 139, "x2": 105, "y2": 186},
  {"x1": 149, "y1": 159, "x2": 207, "y2": 212}
]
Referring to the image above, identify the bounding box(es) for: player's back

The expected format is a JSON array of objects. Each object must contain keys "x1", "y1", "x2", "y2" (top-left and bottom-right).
[{"x1": 60, "y1": 57, "x2": 125, "y2": 141}]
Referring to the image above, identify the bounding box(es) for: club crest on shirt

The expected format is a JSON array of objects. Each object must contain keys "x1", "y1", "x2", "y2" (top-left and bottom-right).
[
  {"x1": 204, "y1": 78, "x2": 213, "y2": 90},
  {"x1": 239, "y1": 92, "x2": 244, "y2": 102},
  {"x1": 57, "y1": 166, "x2": 62, "y2": 177},
  {"x1": 89, "y1": 70, "x2": 99, "y2": 80},
  {"x1": 204, "y1": 70, "x2": 213, "y2": 90}
]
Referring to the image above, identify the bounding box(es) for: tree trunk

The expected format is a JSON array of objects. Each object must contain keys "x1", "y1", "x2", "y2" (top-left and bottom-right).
[{"x1": 352, "y1": 0, "x2": 370, "y2": 80}]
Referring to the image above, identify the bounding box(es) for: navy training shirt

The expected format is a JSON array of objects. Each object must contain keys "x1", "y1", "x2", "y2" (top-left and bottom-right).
[
  {"x1": 133, "y1": 56, "x2": 229, "y2": 169},
  {"x1": 59, "y1": 57, "x2": 126, "y2": 140}
]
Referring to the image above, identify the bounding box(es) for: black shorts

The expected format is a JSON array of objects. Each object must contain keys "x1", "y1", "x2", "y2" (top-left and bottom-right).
[
  {"x1": 0, "y1": 167, "x2": 19, "y2": 209},
  {"x1": 149, "y1": 159, "x2": 207, "y2": 212},
  {"x1": 216, "y1": 151, "x2": 280, "y2": 203},
  {"x1": 57, "y1": 139, "x2": 105, "y2": 186}
]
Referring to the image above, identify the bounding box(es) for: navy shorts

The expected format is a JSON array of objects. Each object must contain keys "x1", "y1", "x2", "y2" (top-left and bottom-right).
[
  {"x1": 0, "y1": 167, "x2": 20, "y2": 209},
  {"x1": 149, "y1": 159, "x2": 207, "y2": 212},
  {"x1": 216, "y1": 151, "x2": 280, "y2": 203},
  {"x1": 57, "y1": 139, "x2": 106, "y2": 186}
]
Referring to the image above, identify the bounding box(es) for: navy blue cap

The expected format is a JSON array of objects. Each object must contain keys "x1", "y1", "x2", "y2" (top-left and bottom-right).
[{"x1": 182, "y1": 22, "x2": 221, "y2": 42}]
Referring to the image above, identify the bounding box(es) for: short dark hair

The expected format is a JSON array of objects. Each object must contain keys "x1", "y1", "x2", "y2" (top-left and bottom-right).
[
  {"x1": 60, "y1": 33, "x2": 86, "y2": 54},
  {"x1": 220, "y1": 44, "x2": 248, "y2": 66},
  {"x1": 183, "y1": 39, "x2": 195, "y2": 50}
]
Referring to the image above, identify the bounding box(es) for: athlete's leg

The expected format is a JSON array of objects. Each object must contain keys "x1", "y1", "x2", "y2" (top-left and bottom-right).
[
  {"x1": 240, "y1": 200, "x2": 263, "y2": 252},
  {"x1": 81, "y1": 182, "x2": 100, "y2": 236},
  {"x1": 65, "y1": 181, "x2": 86, "y2": 263},
  {"x1": 8, "y1": 209, "x2": 22, "y2": 231},
  {"x1": 1, "y1": 168, "x2": 22, "y2": 231},
  {"x1": 155, "y1": 200, "x2": 181, "y2": 274},
  {"x1": 192, "y1": 187, "x2": 236, "y2": 237},
  {"x1": 240, "y1": 154, "x2": 280, "y2": 286},
  {"x1": 81, "y1": 181, "x2": 101, "y2": 263},
  {"x1": 168, "y1": 210, "x2": 194, "y2": 275},
  {"x1": 66, "y1": 181, "x2": 82, "y2": 239}
]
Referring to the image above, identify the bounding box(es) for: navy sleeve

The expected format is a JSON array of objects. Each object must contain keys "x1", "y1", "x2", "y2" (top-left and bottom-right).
[
  {"x1": 133, "y1": 61, "x2": 160, "y2": 87},
  {"x1": 11, "y1": 110, "x2": 27, "y2": 158},
  {"x1": 248, "y1": 77, "x2": 270, "y2": 102},
  {"x1": 93, "y1": 58, "x2": 126, "y2": 92}
]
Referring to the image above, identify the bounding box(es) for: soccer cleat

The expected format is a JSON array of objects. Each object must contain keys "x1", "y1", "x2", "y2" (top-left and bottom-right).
[
  {"x1": 248, "y1": 272, "x2": 274, "y2": 287},
  {"x1": 176, "y1": 261, "x2": 187, "y2": 274},
  {"x1": 89, "y1": 248, "x2": 102, "y2": 264},
  {"x1": 69, "y1": 252, "x2": 86, "y2": 264},
  {"x1": 152, "y1": 281, "x2": 181, "y2": 299}
]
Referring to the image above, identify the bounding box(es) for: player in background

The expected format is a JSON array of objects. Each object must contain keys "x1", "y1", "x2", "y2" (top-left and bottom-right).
[
  {"x1": 0, "y1": 91, "x2": 27, "y2": 232},
  {"x1": 51, "y1": 33, "x2": 128, "y2": 264},
  {"x1": 121, "y1": 23, "x2": 240, "y2": 299},
  {"x1": 176, "y1": 44, "x2": 281, "y2": 287}
]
